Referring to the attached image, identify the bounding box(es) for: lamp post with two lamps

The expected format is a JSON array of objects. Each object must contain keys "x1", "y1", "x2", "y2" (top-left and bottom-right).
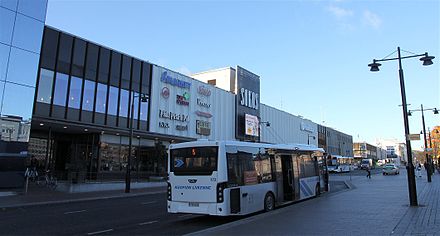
[
  {"x1": 258, "y1": 121, "x2": 270, "y2": 143},
  {"x1": 125, "y1": 93, "x2": 149, "y2": 193},
  {"x1": 408, "y1": 105, "x2": 438, "y2": 182},
  {"x1": 368, "y1": 47, "x2": 435, "y2": 206}
]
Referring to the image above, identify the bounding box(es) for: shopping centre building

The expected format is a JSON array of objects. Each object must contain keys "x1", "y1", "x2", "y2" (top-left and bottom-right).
[{"x1": 0, "y1": 0, "x2": 353, "y2": 188}]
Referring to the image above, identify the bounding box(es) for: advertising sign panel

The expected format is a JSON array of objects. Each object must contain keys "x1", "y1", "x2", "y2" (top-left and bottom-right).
[
  {"x1": 245, "y1": 114, "x2": 259, "y2": 137},
  {"x1": 235, "y1": 66, "x2": 260, "y2": 141},
  {"x1": 149, "y1": 65, "x2": 235, "y2": 140}
]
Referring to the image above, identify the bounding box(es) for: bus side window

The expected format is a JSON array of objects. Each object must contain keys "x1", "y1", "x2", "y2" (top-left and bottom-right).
[
  {"x1": 253, "y1": 154, "x2": 272, "y2": 183},
  {"x1": 227, "y1": 154, "x2": 240, "y2": 187}
]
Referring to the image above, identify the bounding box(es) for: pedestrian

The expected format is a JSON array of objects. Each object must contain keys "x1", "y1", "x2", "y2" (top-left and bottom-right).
[
  {"x1": 416, "y1": 163, "x2": 422, "y2": 177},
  {"x1": 366, "y1": 166, "x2": 371, "y2": 179}
]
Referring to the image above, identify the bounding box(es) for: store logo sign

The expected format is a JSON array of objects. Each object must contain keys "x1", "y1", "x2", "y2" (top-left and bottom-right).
[
  {"x1": 195, "y1": 111, "x2": 213, "y2": 118},
  {"x1": 197, "y1": 98, "x2": 211, "y2": 108},
  {"x1": 176, "y1": 124, "x2": 188, "y2": 131},
  {"x1": 196, "y1": 120, "x2": 211, "y2": 136},
  {"x1": 159, "y1": 110, "x2": 189, "y2": 122},
  {"x1": 161, "y1": 87, "x2": 170, "y2": 99},
  {"x1": 240, "y1": 88, "x2": 259, "y2": 110},
  {"x1": 159, "y1": 122, "x2": 170, "y2": 128},
  {"x1": 161, "y1": 71, "x2": 191, "y2": 89},
  {"x1": 198, "y1": 85, "x2": 211, "y2": 96},
  {"x1": 176, "y1": 92, "x2": 190, "y2": 106}
]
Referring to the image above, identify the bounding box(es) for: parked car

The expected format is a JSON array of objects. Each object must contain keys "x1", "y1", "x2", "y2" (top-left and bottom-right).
[{"x1": 383, "y1": 164, "x2": 400, "y2": 175}]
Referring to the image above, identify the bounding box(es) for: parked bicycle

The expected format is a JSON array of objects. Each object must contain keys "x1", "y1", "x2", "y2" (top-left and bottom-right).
[{"x1": 37, "y1": 170, "x2": 58, "y2": 190}]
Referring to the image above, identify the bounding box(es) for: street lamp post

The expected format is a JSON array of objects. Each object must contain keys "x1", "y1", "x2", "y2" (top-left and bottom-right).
[
  {"x1": 409, "y1": 105, "x2": 438, "y2": 182},
  {"x1": 258, "y1": 121, "x2": 270, "y2": 143},
  {"x1": 369, "y1": 47, "x2": 435, "y2": 206},
  {"x1": 126, "y1": 93, "x2": 148, "y2": 193}
]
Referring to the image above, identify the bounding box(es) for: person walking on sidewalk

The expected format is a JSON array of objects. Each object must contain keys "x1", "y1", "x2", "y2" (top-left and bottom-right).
[
  {"x1": 366, "y1": 166, "x2": 371, "y2": 179},
  {"x1": 416, "y1": 163, "x2": 422, "y2": 177}
]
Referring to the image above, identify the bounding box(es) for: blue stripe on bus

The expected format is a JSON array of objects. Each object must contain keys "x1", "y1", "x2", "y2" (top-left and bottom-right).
[
  {"x1": 300, "y1": 180, "x2": 314, "y2": 196},
  {"x1": 303, "y1": 180, "x2": 314, "y2": 196},
  {"x1": 299, "y1": 183, "x2": 310, "y2": 197}
]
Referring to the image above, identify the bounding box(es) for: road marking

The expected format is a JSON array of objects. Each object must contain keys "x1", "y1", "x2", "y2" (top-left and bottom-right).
[
  {"x1": 138, "y1": 220, "x2": 158, "y2": 225},
  {"x1": 86, "y1": 229, "x2": 113, "y2": 235},
  {"x1": 64, "y1": 209, "x2": 87, "y2": 215},
  {"x1": 141, "y1": 201, "x2": 157, "y2": 205}
]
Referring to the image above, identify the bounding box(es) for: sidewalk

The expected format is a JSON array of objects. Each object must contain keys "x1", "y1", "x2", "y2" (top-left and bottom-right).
[
  {"x1": 0, "y1": 181, "x2": 167, "y2": 209},
  {"x1": 189, "y1": 169, "x2": 440, "y2": 236}
]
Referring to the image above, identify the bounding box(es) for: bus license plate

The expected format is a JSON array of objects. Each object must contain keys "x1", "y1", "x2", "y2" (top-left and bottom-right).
[{"x1": 189, "y1": 202, "x2": 199, "y2": 207}]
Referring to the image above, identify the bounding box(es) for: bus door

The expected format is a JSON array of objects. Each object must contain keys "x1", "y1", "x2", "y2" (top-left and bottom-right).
[
  {"x1": 292, "y1": 154, "x2": 300, "y2": 200},
  {"x1": 281, "y1": 155, "x2": 294, "y2": 201}
]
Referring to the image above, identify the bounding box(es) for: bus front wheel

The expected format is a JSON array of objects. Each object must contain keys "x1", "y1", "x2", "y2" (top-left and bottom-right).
[{"x1": 264, "y1": 192, "x2": 275, "y2": 212}]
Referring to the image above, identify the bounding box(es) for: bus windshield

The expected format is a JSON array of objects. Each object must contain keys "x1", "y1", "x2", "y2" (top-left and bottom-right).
[{"x1": 170, "y1": 146, "x2": 218, "y2": 175}]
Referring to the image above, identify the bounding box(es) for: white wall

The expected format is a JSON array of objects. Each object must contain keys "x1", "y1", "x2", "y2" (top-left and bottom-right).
[
  {"x1": 260, "y1": 104, "x2": 318, "y2": 146},
  {"x1": 191, "y1": 67, "x2": 236, "y2": 93}
]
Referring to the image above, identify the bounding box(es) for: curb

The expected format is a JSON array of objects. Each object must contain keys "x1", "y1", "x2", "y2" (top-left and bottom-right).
[{"x1": 0, "y1": 190, "x2": 167, "y2": 210}]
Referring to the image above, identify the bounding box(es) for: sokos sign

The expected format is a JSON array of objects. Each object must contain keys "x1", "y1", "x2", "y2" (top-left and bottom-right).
[{"x1": 240, "y1": 88, "x2": 259, "y2": 110}]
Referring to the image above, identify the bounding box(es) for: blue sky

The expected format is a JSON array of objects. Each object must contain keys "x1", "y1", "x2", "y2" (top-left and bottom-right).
[{"x1": 46, "y1": 0, "x2": 439, "y2": 149}]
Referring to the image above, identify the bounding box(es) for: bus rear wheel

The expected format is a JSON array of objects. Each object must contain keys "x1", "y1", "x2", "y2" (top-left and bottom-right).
[{"x1": 264, "y1": 192, "x2": 275, "y2": 212}]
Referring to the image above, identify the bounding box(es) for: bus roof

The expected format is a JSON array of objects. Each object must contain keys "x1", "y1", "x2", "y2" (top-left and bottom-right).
[{"x1": 169, "y1": 140, "x2": 325, "y2": 153}]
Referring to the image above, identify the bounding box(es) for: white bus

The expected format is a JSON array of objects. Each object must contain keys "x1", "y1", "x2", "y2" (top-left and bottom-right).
[
  {"x1": 326, "y1": 155, "x2": 354, "y2": 173},
  {"x1": 167, "y1": 140, "x2": 327, "y2": 216}
]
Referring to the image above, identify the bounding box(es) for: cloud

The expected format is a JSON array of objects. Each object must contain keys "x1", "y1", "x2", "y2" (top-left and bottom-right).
[
  {"x1": 327, "y1": 5, "x2": 353, "y2": 18},
  {"x1": 363, "y1": 10, "x2": 382, "y2": 29}
]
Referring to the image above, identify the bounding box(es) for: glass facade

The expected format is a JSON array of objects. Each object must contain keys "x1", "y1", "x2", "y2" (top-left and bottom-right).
[
  {"x1": 35, "y1": 26, "x2": 151, "y2": 129},
  {"x1": 31, "y1": 26, "x2": 153, "y2": 181},
  {"x1": 0, "y1": 0, "x2": 47, "y2": 156}
]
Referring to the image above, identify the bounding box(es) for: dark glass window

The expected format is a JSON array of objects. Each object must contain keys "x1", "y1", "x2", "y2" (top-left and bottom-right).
[
  {"x1": 68, "y1": 76, "x2": 82, "y2": 109},
  {"x1": 119, "y1": 89, "x2": 129, "y2": 118},
  {"x1": 98, "y1": 48, "x2": 110, "y2": 83},
  {"x1": 40, "y1": 27, "x2": 59, "y2": 70},
  {"x1": 57, "y1": 33, "x2": 73, "y2": 74},
  {"x1": 71, "y1": 38, "x2": 86, "y2": 77},
  {"x1": 95, "y1": 83, "x2": 107, "y2": 113},
  {"x1": 109, "y1": 52, "x2": 121, "y2": 87},
  {"x1": 121, "y1": 55, "x2": 131, "y2": 89},
  {"x1": 108, "y1": 86, "x2": 118, "y2": 116},
  {"x1": 53, "y1": 73, "x2": 69, "y2": 106},
  {"x1": 85, "y1": 44, "x2": 98, "y2": 81},
  {"x1": 131, "y1": 59, "x2": 141, "y2": 92},
  {"x1": 170, "y1": 147, "x2": 218, "y2": 175},
  {"x1": 141, "y1": 62, "x2": 151, "y2": 94},
  {"x1": 36, "y1": 68, "x2": 54, "y2": 104},
  {"x1": 82, "y1": 80, "x2": 95, "y2": 111}
]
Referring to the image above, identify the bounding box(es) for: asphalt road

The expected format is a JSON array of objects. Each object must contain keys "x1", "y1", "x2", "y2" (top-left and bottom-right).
[{"x1": 0, "y1": 181, "x2": 348, "y2": 235}]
